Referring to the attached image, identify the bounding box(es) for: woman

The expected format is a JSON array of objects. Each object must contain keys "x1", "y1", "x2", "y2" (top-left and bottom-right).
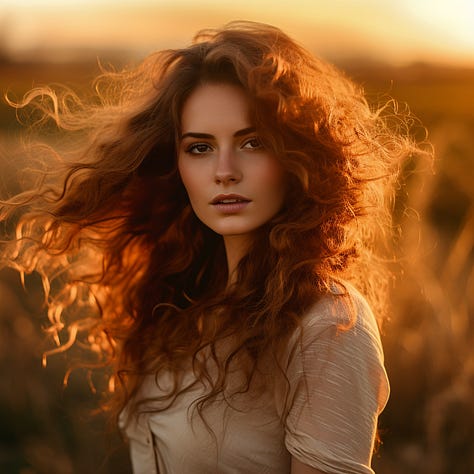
[{"x1": 1, "y1": 21, "x2": 422, "y2": 473}]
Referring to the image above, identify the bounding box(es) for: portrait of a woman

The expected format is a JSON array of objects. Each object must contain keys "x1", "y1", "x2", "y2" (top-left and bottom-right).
[{"x1": 1, "y1": 21, "x2": 423, "y2": 474}]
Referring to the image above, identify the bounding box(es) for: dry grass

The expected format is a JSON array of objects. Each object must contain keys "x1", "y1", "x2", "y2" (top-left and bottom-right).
[{"x1": 373, "y1": 115, "x2": 474, "y2": 474}]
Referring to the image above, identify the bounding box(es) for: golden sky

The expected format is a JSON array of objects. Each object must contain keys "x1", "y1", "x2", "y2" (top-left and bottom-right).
[{"x1": 1, "y1": 0, "x2": 473, "y2": 66}]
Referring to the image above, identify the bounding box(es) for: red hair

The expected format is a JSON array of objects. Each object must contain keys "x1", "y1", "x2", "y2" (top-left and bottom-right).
[{"x1": 1, "y1": 21, "x2": 425, "y2": 418}]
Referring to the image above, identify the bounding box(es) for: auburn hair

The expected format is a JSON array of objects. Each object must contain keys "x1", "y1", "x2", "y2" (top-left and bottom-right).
[{"x1": 1, "y1": 21, "x2": 422, "y2": 418}]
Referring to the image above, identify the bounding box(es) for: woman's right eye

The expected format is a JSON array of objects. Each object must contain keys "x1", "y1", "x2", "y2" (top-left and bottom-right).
[{"x1": 186, "y1": 143, "x2": 212, "y2": 154}]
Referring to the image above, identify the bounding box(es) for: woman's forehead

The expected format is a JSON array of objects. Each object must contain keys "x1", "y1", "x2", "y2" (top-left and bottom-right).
[{"x1": 180, "y1": 83, "x2": 252, "y2": 135}]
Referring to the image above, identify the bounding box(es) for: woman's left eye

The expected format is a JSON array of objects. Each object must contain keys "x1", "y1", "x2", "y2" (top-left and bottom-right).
[{"x1": 242, "y1": 137, "x2": 262, "y2": 150}]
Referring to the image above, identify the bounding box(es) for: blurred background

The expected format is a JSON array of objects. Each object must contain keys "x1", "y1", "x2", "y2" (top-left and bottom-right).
[{"x1": 0, "y1": 1, "x2": 473, "y2": 473}]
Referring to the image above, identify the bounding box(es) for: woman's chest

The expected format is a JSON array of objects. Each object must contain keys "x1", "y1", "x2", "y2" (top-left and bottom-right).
[{"x1": 123, "y1": 367, "x2": 291, "y2": 474}]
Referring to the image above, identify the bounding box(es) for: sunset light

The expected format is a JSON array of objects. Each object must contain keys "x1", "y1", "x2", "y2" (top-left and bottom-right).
[
  {"x1": 1, "y1": 0, "x2": 473, "y2": 65},
  {"x1": 1, "y1": 0, "x2": 474, "y2": 473}
]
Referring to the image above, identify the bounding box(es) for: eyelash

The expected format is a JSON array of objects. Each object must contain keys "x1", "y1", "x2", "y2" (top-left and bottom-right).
[
  {"x1": 185, "y1": 143, "x2": 212, "y2": 154},
  {"x1": 242, "y1": 137, "x2": 262, "y2": 149},
  {"x1": 183, "y1": 136, "x2": 263, "y2": 155}
]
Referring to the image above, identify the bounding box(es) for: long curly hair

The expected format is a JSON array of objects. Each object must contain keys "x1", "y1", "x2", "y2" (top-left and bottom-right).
[{"x1": 0, "y1": 21, "x2": 423, "y2": 418}]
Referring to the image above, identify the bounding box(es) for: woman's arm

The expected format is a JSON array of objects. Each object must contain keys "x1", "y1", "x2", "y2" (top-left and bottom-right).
[
  {"x1": 291, "y1": 456, "x2": 327, "y2": 474},
  {"x1": 283, "y1": 292, "x2": 389, "y2": 474}
]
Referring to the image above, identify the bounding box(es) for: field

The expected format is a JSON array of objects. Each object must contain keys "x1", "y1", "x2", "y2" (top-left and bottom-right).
[{"x1": 1, "y1": 56, "x2": 473, "y2": 474}]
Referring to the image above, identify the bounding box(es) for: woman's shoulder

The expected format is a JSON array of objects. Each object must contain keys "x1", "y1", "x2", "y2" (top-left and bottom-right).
[
  {"x1": 302, "y1": 281, "x2": 379, "y2": 332},
  {"x1": 292, "y1": 281, "x2": 383, "y2": 358}
]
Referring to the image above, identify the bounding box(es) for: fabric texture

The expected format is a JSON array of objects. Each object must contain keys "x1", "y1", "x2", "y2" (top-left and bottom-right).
[{"x1": 119, "y1": 287, "x2": 389, "y2": 473}]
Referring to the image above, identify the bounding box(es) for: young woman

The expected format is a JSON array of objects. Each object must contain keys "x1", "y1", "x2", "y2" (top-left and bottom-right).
[{"x1": 1, "y1": 21, "x2": 422, "y2": 473}]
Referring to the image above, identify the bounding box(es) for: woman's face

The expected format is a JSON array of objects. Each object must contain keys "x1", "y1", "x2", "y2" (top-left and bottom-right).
[{"x1": 177, "y1": 82, "x2": 286, "y2": 240}]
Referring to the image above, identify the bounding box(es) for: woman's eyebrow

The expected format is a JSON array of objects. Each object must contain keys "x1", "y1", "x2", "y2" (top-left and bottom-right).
[
  {"x1": 180, "y1": 127, "x2": 256, "y2": 141},
  {"x1": 234, "y1": 126, "x2": 256, "y2": 137},
  {"x1": 180, "y1": 132, "x2": 213, "y2": 140}
]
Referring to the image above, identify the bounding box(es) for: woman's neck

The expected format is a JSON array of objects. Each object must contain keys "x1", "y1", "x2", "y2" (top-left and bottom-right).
[{"x1": 223, "y1": 234, "x2": 252, "y2": 286}]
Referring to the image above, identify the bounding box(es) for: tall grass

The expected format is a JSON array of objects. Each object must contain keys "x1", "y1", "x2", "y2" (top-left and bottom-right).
[{"x1": 374, "y1": 114, "x2": 474, "y2": 474}]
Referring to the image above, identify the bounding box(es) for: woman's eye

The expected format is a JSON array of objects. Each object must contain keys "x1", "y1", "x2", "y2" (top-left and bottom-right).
[
  {"x1": 186, "y1": 143, "x2": 212, "y2": 154},
  {"x1": 242, "y1": 137, "x2": 262, "y2": 150}
]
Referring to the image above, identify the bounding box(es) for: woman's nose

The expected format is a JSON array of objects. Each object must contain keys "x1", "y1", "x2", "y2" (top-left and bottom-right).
[{"x1": 214, "y1": 148, "x2": 242, "y2": 184}]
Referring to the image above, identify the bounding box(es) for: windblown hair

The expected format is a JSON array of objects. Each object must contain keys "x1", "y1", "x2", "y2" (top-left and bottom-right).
[{"x1": 1, "y1": 21, "x2": 423, "y2": 418}]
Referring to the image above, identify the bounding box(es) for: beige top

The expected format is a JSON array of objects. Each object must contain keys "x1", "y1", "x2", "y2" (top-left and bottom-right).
[{"x1": 119, "y1": 288, "x2": 389, "y2": 474}]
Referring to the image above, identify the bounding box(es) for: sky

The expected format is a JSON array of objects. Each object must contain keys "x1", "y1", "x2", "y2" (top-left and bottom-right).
[{"x1": 1, "y1": 0, "x2": 473, "y2": 66}]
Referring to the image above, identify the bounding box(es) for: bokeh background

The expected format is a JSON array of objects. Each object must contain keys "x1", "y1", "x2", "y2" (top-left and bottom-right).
[{"x1": 1, "y1": 1, "x2": 473, "y2": 473}]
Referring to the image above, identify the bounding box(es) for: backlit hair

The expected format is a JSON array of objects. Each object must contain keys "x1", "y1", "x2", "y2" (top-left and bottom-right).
[{"x1": 1, "y1": 21, "x2": 424, "y2": 418}]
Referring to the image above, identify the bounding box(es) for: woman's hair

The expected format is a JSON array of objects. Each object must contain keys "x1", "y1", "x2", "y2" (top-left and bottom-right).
[{"x1": 0, "y1": 21, "x2": 424, "y2": 418}]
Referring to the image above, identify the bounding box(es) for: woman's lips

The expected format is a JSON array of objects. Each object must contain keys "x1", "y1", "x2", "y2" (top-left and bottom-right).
[
  {"x1": 211, "y1": 194, "x2": 251, "y2": 213},
  {"x1": 213, "y1": 201, "x2": 250, "y2": 213}
]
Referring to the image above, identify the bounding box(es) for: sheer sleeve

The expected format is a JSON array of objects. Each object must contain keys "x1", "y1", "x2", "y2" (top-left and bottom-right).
[{"x1": 281, "y1": 290, "x2": 390, "y2": 474}]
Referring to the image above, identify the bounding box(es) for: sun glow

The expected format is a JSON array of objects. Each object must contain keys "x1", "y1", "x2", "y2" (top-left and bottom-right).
[
  {"x1": 400, "y1": 0, "x2": 474, "y2": 49},
  {"x1": 0, "y1": 0, "x2": 473, "y2": 65}
]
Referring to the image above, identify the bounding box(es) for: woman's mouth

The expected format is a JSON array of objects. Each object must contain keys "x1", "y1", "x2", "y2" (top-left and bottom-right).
[{"x1": 211, "y1": 194, "x2": 251, "y2": 213}]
